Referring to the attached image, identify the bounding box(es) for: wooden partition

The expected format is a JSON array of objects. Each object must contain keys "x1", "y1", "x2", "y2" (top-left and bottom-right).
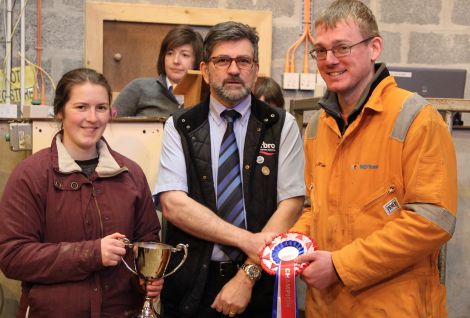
[
  {"x1": 32, "y1": 118, "x2": 165, "y2": 189},
  {"x1": 86, "y1": 1, "x2": 272, "y2": 96},
  {"x1": 172, "y1": 70, "x2": 210, "y2": 108}
]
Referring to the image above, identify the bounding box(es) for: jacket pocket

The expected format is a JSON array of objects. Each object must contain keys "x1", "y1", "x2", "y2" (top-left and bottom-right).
[
  {"x1": 361, "y1": 185, "x2": 397, "y2": 212},
  {"x1": 352, "y1": 184, "x2": 400, "y2": 238}
]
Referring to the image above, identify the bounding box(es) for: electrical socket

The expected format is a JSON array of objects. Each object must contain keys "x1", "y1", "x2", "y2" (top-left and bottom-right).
[
  {"x1": 282, "y1": 73, "x2": 300, "y2": 90},
  {"x1": 0, "y1": 104, "x2": 19, "y2": 118},
  {"x1": 300, "y1": 73, "x2": 316, "y2": 90}
]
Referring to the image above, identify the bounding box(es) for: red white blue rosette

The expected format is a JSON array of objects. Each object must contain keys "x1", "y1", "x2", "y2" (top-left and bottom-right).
[
  {"x1": 260, "y1": 232, "x2": 317, "y2": 276},
  {"x1": 260, "y1": 232, "x2": 317, "y2": 318}
]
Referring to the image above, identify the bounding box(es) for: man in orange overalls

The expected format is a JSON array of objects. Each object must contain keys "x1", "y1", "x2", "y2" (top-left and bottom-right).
[{"x1": 292, "y1": 0, "x2": 458, "y2": 317}]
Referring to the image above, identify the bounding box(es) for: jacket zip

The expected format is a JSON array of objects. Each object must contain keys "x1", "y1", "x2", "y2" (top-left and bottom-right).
[
  {"x1": 92, "y1": 185, "x2": 104, "y2": 237},
  {"x1": 362, "y1": 185, "x2": 397, "y2": 211}
]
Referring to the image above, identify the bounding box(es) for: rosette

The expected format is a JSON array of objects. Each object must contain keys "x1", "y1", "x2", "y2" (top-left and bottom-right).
[
  {"x1": 260, "y1": 232, "x2": 317, "y2": 276},
  {"x1": 259, "y1": 232, "x2": 316, "y2": 318}
]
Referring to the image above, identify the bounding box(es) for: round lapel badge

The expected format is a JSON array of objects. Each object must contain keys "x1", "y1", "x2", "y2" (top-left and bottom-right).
[
  {"x1": 261, "y1": 166, "x2": 270, "y2": 176},
  {"x1": 257, "y1": 156, "x2": 265, "y2": 164}
]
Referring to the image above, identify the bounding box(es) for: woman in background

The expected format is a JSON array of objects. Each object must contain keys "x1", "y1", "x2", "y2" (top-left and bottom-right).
[
  {"x1": 114, "y1": 25, "x2": 203, "y2": 117},
  {"x1": 253, "y1": 77, "x2": 285, "y2": 109},
  {"x1": 0, "y1": 68, "x2": 162, "y2": 318}
]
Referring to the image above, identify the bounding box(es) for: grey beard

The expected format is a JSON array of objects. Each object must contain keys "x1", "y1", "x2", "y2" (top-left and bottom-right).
[{"x1": 214, "y1": 84, "x2": 250, "y2": 105}]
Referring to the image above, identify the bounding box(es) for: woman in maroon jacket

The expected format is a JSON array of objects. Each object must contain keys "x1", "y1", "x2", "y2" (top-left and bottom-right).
[{"x1": 0, "y1": 68, "x2": 163, "y2": 318}]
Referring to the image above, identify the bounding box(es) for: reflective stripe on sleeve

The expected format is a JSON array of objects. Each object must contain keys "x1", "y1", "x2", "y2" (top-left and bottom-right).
[
  {"x1": 391, "y1": 94, "x2": 428, "y2": 142},
  {"x1": 404, "y1": 203, "x2": 456, "y2": 236}
]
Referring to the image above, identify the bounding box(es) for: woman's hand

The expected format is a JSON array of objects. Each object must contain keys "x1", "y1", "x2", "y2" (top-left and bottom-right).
[{"x1": 101, "y1": 233, "x2": 127, "y2": 266}]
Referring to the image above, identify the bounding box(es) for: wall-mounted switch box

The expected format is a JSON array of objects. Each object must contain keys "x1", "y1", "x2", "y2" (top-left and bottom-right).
[
  {"x1": 300, "y1": 73, "x2": 316, "y2": 90},
  {"x1": 282, "y1": 73, "x2": 300, "y2": 90},
  {"x1": 9, "y1": 122, "x2": 32, "y2": 151}
]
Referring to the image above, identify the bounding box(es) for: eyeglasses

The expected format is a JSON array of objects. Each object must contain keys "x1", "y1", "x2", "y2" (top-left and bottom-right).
[
  {"x1": 208, "y1": 55, "x2": 255, "y2": 70},
  {"x1": 309, "y1": 37, "x2": 374, "y2": 60}
]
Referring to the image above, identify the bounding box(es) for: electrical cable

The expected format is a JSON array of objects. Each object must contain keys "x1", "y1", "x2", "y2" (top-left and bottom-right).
[
  {"x1": 35, "y1": 0, "x2": 45, "y2": 105},
  {"x1": 1, "y1": 0, "x2": 53, "y2": 108},
  {"x1": 5, "y1": 0, "x2": 28, "y2": 50},
  {"x1": 1, "y1": 0, "x2": 29, "y2": 92},
  {"x1": 1, "y1": 0, "x2": 7, "y2": 73},
  {"x1": 284, "y1": 0, "x2": 315, "y2": 73},
  {"x1": 17, "y1": 51, "x2": 56, "y2": 91}
]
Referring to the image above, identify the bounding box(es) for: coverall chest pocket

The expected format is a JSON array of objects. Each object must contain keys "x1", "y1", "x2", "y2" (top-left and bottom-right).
[{"x1": 352, "y1": 185, "x2": 401, "y2": 239}]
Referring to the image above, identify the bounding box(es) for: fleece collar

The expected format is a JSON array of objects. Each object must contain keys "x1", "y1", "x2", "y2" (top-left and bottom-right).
[{"x1": 55, "y1": 134, "x2": 128, "y2": 177}]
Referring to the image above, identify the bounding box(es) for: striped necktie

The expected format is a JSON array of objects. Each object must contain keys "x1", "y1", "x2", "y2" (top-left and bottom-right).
[{"x1": 217, "y1": 110, "x2": 245, "y2": 261}]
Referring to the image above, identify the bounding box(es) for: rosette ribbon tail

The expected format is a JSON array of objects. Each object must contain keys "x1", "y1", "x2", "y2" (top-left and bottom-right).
[{"x1": 273, "y1": 260, "x2": 297, "y2": 318}]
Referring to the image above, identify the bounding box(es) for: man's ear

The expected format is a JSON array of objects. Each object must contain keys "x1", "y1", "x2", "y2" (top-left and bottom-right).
[
  {"x1": 370, "y1": 36, "x2": 383, "y2": 62},
  {"x1": 200, "y1": 61, "x2": 210, "y2": 84}
]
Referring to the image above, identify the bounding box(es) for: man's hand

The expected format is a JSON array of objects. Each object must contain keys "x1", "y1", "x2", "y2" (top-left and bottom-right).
[
  {"x1": 101, "y1": 233, "x2": 126, "y2": 267},
  {"x1": 210, "y1": 270, "x2": 254, "y2": 315},
  {"x1": 238, "y1": 232, "x2": 277, "y2": 262},
  {"x1": 296, "y1": 250, "x2": 339, "y2": 289}
]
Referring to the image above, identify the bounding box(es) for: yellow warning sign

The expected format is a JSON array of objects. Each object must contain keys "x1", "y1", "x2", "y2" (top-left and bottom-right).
[{"x1": 0, "y1": 65, "x2": 36, "y2": 104}]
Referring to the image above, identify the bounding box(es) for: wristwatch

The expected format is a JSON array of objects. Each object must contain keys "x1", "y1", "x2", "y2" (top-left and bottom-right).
[{"x1": 240, "y1": 264, "x2": 262, "y2": 281}]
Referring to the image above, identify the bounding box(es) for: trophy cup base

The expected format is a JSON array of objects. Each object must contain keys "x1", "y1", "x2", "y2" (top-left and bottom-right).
[
  {"x1": 131, "y1": 297, "x2": 160, "y2": 318},
  {"x1": 132, "y1": 313, "x2": 160, "y2": 318}
]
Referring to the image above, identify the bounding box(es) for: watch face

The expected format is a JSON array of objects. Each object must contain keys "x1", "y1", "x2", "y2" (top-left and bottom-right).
[{"x1": 247, "y1": 265, "x2": 261, "y2": 280}]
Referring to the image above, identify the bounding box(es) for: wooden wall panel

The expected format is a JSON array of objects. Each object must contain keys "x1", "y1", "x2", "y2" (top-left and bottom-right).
[
  {"x1": 103, "y1": 22, "x2": 174, "y2": 92},
  {"x1": 86, "y1": 2, "x2": 272, "y2": 96}
]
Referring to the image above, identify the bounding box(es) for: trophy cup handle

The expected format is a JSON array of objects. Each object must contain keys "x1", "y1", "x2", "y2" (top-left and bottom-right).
[
  {"x1": 120, "y1": 237, "x2": 138, "y2": 276},
  {"x1": 162, "y1": 243, "x2": 189, "y2": 278}
]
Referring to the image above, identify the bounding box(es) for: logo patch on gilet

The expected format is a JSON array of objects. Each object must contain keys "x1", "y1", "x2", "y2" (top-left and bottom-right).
[{"x1": 259, "y1": 141, "x2": 276, "y2": 156}]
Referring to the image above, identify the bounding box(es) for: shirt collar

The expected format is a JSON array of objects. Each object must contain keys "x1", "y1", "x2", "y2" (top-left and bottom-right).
[
  {"x1": 209, "y1": 94, "x2": 251, "y2": 127},
  {"x1": 165, "y1": 76, "x2": 173, "y2": 91}
]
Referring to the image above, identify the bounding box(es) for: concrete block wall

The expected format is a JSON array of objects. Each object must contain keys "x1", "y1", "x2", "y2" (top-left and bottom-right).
[
  {"x1": 2, "y1": 0, "x2": 468, "y2": 106},
  {"x1": 0, "y1": 0, "x2": 84, "y2": 106}
]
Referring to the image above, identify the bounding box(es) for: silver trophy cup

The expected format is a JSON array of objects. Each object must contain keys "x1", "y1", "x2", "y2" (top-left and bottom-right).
[{"x1": 121, "y1": 238, "x2": 188, "y2": 318}]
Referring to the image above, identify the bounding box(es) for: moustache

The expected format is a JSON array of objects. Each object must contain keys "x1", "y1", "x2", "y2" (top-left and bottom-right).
[{"x1": 223, "y1": 77, "x2": 245, "y2": 85}]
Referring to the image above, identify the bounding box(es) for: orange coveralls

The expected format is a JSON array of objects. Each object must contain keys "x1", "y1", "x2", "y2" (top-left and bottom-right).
[{"x1": 292, "y1": 74, "x2": 457, "y2": 317}]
